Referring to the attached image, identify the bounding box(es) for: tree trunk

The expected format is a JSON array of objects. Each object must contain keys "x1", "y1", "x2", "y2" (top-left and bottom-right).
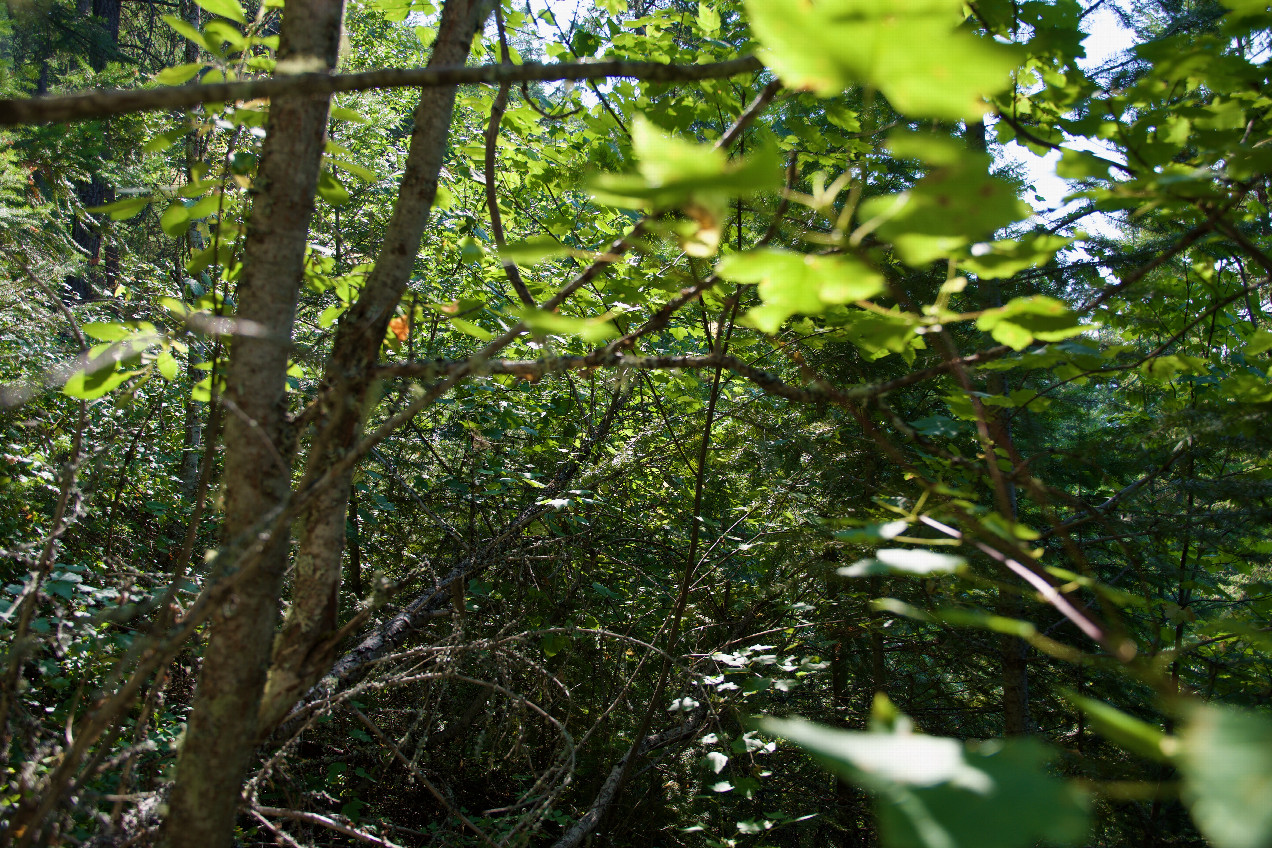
[
  {"x1": 256, "y1": 0, "x2": 491, "y2": 735},
  {"x1": 157, "y1": 0, "x2": 346, "y2": 842},
  {"x1": 63, "y1": 0, "x2": 123, "y2": 301}
]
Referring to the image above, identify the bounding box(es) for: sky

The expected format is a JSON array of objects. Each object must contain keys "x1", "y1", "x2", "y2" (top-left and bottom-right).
[{"x1": 1005, "y1": 4, "x2": 1139, "y2": 220}]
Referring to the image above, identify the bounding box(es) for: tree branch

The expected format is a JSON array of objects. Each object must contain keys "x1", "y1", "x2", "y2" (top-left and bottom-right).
[{"x1": 0, "y1": 56, "x2": 764, "y2": 126}]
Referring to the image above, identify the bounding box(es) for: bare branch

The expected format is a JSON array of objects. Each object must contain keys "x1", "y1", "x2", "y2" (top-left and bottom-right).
[{"x1": 0, "y1": 56, "x2": 764, "y2": 126}]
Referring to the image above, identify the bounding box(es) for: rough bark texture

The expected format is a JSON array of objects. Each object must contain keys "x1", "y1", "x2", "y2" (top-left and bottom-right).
[
  {"x1": 158, "y1": 0, "x2": 345, "y2": 842},
  {"x1": 257, "y1": 0, "x2": 492, "y2": 734}
]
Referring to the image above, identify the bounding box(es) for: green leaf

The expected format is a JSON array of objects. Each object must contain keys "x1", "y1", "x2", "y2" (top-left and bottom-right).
[
  {"x1": 63, "y1": 362, "x2": 132, "y2": 400},
  {"x1": 1061, "y1": 691, "x2": 1174, "y2": 762},
  {"x1": 330, "y1": 106, "x2": 370, "y2": 124},
  {"x1": 162, "y1": 15, "x2": 219, "y2": 55},
  {"x1": 838, "y1": 548, "x2": 967, "y2": 578},
  {"x1": 82, "y1": 322, "x2": 132, "y2": 342},
  {"x1": 158, "y1": 296, "x2": 191, "y2": 318},
  {"x1": 1179, "y1": 705, "x2": 1272, "y2": 848},
  {"x1": 160, "y1": 202, "x2": 191, "y2": 238},
  {"x1": 860, "y1": 167, "x2": 1031, "y2": 266},
  {"x1": 186, "y1": 193, "x2": 222, "y2": 220},
  {"x1": 1140, "y1": 354, "x2": 1209, "y2": 380},
  {"x1": 718, "y1": 249, "x2": 886, "y2": 334},
  {"x1": 448, "y1": 317, "x2": 492, "y2": 340},
  {"x1": 155, "y1": 351, "x2": 180, "y2": 382},
  {"x1": 960, "y1": 235, "x2": 1071, "y2": 279},
  {"x1": 910, "y1": 415, "x2": 964, "y2": 438},
  {"x1": 541, "y1": 633, "x2": 569, "y2": 657},
  {"x1": 756, "y1": 717, "x2": 1088, "y2": 848},
  {"x1": 500, "y1": 237, "x2": 570, "y2": 265},
  {"x1": 155, "y1": 63, "x2": 205, "y2": 85},
  {"x1": 194, "y1": 0, "x2": 245, "y2": 23},
  {"x1": 590, "y1": 116, "x2": 781, "y2": 211},
  {"x1": 203, "y1": 19, "x2": 246, "y2": 49},
  {"x1": 330, "y1": 157, "x2": 378, "y2": 183},
  {"x1": 517, "y1": 308, "x2": 617, "y2": 343},
  {"x1": 88, "y1": 196, "x2": 152, "y2": 220},
  {"x1": 841, "y1": 310, "x2": 922, "y2": 360},
  {"x1": 833, "y1": 520, "x2": 910, "y2": 542},
  {"x1": 317, "y1": 169, "x2": 351, "y2": 207},
  {"x1": 1244, "y1": 329, "x2": 1272, "y2": 356},
  {"x1": 976, "y1": 296, "x2": 1088, "y2": 351},
  {"x1": 143, "y1": 127, "x2": 191, "y2": 153},
  {"x1": 745, "y1": 0, "x2": 1019, "y2": 120},
  {"x1": 698, "y1": 1, "x2": 721, "y2": 33}
]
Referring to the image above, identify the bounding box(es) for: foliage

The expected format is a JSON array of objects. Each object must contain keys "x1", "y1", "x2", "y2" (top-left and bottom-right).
[{"x1": 0, "y1": 0, "x2": 1271, "y2": 847}]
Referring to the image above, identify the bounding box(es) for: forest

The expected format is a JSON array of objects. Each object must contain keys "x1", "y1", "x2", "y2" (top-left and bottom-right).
[{"x1": 1, "y1": 0, "x2": 1271, "y2": 845}]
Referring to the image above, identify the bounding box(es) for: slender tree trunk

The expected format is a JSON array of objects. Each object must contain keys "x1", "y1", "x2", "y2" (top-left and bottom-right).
[
  {"x1": 256, "y1": 0, "x2": 491, "y2": 734},
  {"x1": 63, "y1": 0, "x2": 123, "y2": 301},
  {"x1": 964, "y1": 118, "x2": 1030, "y2": 737},
  {"x1": 177, "y1": 17, "x2": 205, "y2": 499},
  {"x1": 158, "y1": 0, "x2": 346, "y2": 843}
]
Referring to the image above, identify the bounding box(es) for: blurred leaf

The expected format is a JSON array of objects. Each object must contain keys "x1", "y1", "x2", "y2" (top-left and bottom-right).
[
  {"x1": 838, "y1": 548, "x2": 967, "y2": 578},
  {"x1": 317, "y1": 169, "x2": 351, "y2": 207},
  {"x1": 757, "y1": 717, "x2": 1088, "y2": 848},
  {"x1": 160, "y1": 202, "x2": 192, "y2": 237},
  {"x1": 590, "y1": 116, "x2": 781, "y2": 211},
  {"x1": 746, "y1": 0, "x2": 1019, "y2": 120},
  {"x1": 88, "y1": 196, "x2": 152, "y2": 220},
  {"x1": 1062, "y1": 691, "x2": 1174, "y2": 762},
  {"x1": 500, "y1": 237, "x2": 570, "y2": 265},
  {"x1": 194, "y1": 0, "x2": 245, "y2": 23},
  {"x1": 518, "y1": 308, "x2": 617, "y2": 343},
  {"x1": 1179, "y1": 705, "x2": 1272, "y2": 848},
  {"x1": 155, "y1": 63, "x2": 205, "y2": 85}
]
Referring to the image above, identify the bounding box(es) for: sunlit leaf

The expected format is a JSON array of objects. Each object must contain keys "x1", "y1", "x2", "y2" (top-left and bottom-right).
[
  {"x1": 860, "y1": 167, "x2": 1031, "y2": 266},
  {"x1": 746, "y1": 0, "x2": 1019, "y2": 120},
  {"x1": 88, "y1": 196, "x2": 152, "y2": 220},
  {"x1": 1062, "y1": 691, "x2": 1174, "y2": 762},
  {"x1": 838, "y1": 548, "x2": 967, "y2": 578},
  {"x1": 976, "y1": 296, "x2": 1089, "y2": 351},
  {"x1": 317, "y1": 169, "x2": 351, "y2": 207},
  {"x1": 757, "y1": 717, "x2": 1088, "y2": 848},
  {"x1": 500, "y1": 237, "x2": 570, "y2": 265},
  {"x1": 155, "y1": 63, "x2": 205, "y2": 85},
  {"x1": 160, "y1": 202, "x2": 191, "y2": 238},
  {"x1": 194, "y1": 0, "x2": 245, "y2": 24},
  {"x1": 155, "y1": 351, "x2": 180, "y2": 382},
  {"x1": 448, "y1": 317, "x2": 492, "y2": 340},
  {"x1": 517, "y1": 308, "x2": 617, "y2": 343},
  {"x1": 589, "y1": 116, "x2": 781, "y2": 211},
  {"x1": 717, "y1": 249, "x2": 885, "y2": 334}
]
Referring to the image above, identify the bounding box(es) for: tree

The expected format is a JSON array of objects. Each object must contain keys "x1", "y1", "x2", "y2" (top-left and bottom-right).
[{"x1": 2, "y1": 0, "x2": 1272, "y2": 846}]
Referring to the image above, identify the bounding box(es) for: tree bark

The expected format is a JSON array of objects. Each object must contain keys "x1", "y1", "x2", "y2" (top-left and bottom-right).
[{"x1": 158, "y1": 0, "x2": 346, "y2": 842}]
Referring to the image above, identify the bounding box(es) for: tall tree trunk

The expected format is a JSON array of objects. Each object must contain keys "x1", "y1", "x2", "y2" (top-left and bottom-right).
[
  {"x1": 63, "y1": 0, "x2": 122, "y2": 301},
  {"x1": 177, "y1": 9, "x2": 204, "y2": 502},
  {"x1": 256, "y1": 0, "x2": 491, "y2": 734},
  {"x1": 158, "y1": 0, "x2": 346, "y2": 842},
  {"x1": 964, "y1": 118, "x2": 1030, "y2": 736}
]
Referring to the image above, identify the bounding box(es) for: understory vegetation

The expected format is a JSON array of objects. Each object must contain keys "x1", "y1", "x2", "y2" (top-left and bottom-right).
[{"x1": 2, "y1": 0, "x2": 1272, "y2": 846}]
